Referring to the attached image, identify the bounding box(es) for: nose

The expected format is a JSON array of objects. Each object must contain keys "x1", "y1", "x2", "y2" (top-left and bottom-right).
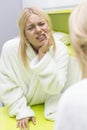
[{"x1": 35, "y1": 26, "x2": 41, "y2": 33}]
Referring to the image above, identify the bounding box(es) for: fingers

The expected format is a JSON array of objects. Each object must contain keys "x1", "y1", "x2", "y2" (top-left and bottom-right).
[
  {"x1": 17, "y1": 118, "x2": 29, "y2": 130},
  {"x1": 40, "y1": 34, "x2": 52, "y2": 53},
  {"x1": 16, "y1": 117, "x2": 36, "y2": 130},
  {"x1": 31, "y1": 117, "x2": 36, "y2": 125},
  {"x1": 45, "y1": 33, "x2": 49, "y2": 40}
]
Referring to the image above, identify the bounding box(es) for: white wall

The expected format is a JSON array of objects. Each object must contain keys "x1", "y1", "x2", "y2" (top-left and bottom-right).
[
  {"x1": 0, "y1": 0, "x2": 22, "y2": 52},
  {"x1": 0, "y1": 0, "x2": 22, "y2": 106},
  {"x1": 22, "y1": 0, "x2": 87, "y2": 10}
]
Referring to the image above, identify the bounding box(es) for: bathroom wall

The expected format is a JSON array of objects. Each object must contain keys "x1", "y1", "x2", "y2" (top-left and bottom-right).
[
  {"x1": 0, "y1": 0, "x2": 22, "y2": 52},
  {"x1": 0, "y1": 0, "x2": 22, "y2": 106},
  {"x1": 22, "y1": 0, "x2": 87, "y2": 10}
]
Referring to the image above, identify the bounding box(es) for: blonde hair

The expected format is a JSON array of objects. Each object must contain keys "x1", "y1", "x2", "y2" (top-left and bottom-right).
[
  {"x1": 18, "y1": 7, "x2": 55, "y2": 67},
  {"x1": 69, "y1": 2, "x2": 87, "y2": 78}
]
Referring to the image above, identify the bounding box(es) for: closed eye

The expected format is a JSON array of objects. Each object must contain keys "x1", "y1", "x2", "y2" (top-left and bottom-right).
[
  {"x1": 27, "y1": 25, "x2": 35, "y2": 30},
  {"x1": 38, "y1": 22, "x2": 45, "y2": 26}
]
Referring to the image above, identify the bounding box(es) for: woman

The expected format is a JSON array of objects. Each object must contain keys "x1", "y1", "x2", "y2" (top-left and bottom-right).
[
  {"x1": 54, "y1": 2, "x2": 87, "y2": 130},
  {"x1": 0, "y1": 7, "x2": 81, "y2": 130}
]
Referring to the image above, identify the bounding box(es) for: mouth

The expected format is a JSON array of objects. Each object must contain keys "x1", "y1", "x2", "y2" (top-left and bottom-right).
[{"x1": 36, "y1": 34, "x2": 47, "y2": 42}]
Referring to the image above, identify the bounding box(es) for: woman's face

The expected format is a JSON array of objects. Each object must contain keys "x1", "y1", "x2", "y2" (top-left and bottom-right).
[{"x1": 25, "y1": 14, "x2": 50, "y2": 51}]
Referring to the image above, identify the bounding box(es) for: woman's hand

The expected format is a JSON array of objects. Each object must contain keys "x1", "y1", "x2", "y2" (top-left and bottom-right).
[
  {"x1": 38, "y1": 34, "x2": 53, "y2": 60},
  {"x1": 17, "y1": 116, "x2": 36, "y2": 130}
]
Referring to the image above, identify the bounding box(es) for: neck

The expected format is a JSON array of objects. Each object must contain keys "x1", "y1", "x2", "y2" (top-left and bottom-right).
[{"x1": 30, "y1": 43, "x2": 38, "y2": 54}]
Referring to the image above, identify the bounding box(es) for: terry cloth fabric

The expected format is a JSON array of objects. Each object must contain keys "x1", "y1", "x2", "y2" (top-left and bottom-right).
[{"x1": 53, "y1": 32, "x2": 70, "y2": 46}]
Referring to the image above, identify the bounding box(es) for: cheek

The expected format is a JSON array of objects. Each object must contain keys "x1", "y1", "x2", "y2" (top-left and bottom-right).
[
  {"x1": 84, "y1": 50, "x2": 87, "y2": 54},
  {"x1": 47, "y1": 25, "x2": 50, "y2": 31},
  {"x1": 44, "y1": 25, "x2": 51, "y2": 34},
  {"x1": 45, "y1": 26, "x2": 51, "y2": 37},
  {"x1": 25, "y1": 31, "x2": 34, "y2": 41},
  {"x1": 26, "y1": 31, "x2": 32, "y2": 37}
]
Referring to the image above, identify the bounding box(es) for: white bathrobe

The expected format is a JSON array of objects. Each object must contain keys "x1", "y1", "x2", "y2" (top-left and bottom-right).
[
  {"x1": 0, "y1": 36, "x2": 81, "y2": 120},
  {"x1": 54, "y1": 79, "x2": 87, "y2": 130}
]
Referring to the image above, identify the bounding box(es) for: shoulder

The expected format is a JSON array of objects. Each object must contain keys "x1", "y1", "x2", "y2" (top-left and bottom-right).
[
  {"x1": 62, "y1": 79, "x2": 87, "y2": 100},
  {"x1": 51, "y1": 33, "x2": 67, "y2": 49},
  {"x1": 51, "y1": 34, "x2": 69, "y2": 56},
  {"x1": 1, "y1": 37, "x2": 20, "y2": 55}
]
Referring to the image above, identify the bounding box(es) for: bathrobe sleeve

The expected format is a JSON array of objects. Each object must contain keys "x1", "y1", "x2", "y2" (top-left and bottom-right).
[
  {"x1": 30, "y1": 41, "x2": 69, "y2": 95},
  {"x1": 0, "y1": 40, "x2": 34, "y2": 120}
]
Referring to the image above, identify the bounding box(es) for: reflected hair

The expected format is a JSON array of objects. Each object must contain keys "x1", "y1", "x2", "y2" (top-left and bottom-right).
[{"x1": 69, "y1": 2, "x2": 87, "y2": 78}]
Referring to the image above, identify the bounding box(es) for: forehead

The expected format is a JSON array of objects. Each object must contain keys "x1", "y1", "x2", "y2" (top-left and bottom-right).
[{"x1": 26, "y1": 14, "x2": 46, "y2": 25}]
